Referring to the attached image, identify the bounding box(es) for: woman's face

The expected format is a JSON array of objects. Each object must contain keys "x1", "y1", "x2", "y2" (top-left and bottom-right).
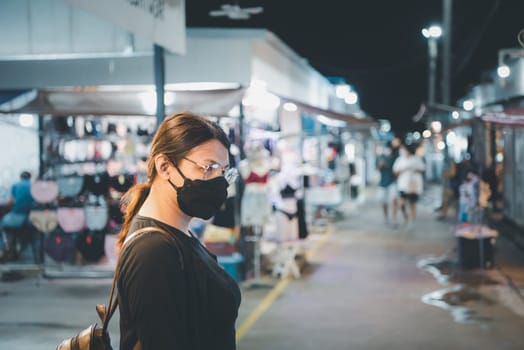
[{"x1": 171, "y1": 139, "x2": 229, "y2": 186}]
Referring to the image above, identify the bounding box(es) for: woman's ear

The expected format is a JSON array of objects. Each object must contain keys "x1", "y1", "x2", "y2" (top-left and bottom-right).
[{"x1": 154, "y1": 154, "x2": 172, "y2": 180}]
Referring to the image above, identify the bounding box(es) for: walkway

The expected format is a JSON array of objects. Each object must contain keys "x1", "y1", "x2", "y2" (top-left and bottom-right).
[{"x1": 1, "y1": 185, "x2": 523, "y2": 349}]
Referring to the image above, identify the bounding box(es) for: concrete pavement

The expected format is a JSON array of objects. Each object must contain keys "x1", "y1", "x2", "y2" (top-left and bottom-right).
[
  {"x1": 1, "y1": 185, "x2": 523, "y2": 349},
  {"x1": 236, "y1": 185, "x2": 524, "y2": 349}
]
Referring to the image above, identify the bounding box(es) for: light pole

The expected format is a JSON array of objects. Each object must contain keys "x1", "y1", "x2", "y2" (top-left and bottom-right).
[
  {"x1": 422, "y1": 25, "x2": 444, "y2": 182},
  {"x1": 422, "y1": 25, "x2": 442, "y2": 106}
]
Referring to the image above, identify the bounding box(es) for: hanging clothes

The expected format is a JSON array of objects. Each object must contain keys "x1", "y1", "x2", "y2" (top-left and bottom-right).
[
  {"x1": 239, "y1": 160, "x2": 272, "y2": 227},
  {"x1": 84, "y1": 172, "x2": 110, "y2": 197},
  {"x1": 296, "y1": 198, "x2": 308, "y2": 239},
  {"x1": 245, "y1": 171, "x2": 269, "y2": 185},
  {"x1": 212, "y1": 176, "x2": 238, "y2": 228},
  {"x1": 274, "y1": 198, "x2": 298, "y2": 241},
  {"x1": 272, "y1": 169, "x2": 301, "y2": 241},
  {"x1": 240, "y1": 185, "x2": 271, "y2": 227}
]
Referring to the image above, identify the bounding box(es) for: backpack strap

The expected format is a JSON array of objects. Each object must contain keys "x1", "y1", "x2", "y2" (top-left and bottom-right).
[{"x1": 102, "y1": 226, "x2": 177, "y2": 333}]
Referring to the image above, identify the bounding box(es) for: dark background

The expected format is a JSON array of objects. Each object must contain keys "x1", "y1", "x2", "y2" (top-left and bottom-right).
[{"x1": 186, "y1": 0, "x2": 524, "y2": 134}]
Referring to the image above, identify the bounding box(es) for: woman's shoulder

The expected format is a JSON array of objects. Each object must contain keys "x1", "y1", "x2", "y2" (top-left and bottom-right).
[
  {"x1": 130, "y1": 217, "x2": 188, "y2": 244},
  {"x1": 127, "y1": 227, "x2": 174, "y2": 245},
  {"x1": 123, "y1": 225, "x2": 186, "y2": 266},
  {"x1": 127, "y1": 216, "x2": 195, "y2": 256}
]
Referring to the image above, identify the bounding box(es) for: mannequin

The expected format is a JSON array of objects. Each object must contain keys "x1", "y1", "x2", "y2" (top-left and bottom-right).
[
  {"x1": 269, "y1": 150, "x2": 303, "y2": 279},
  {"x1": 272, "y1": 161, "x2": 300, "y2": 241},
  {"x1": 238, "y1": 142, "x2": 272, "y2": 283},
  {"x1": 239, "y1": 143, "x2": 272, "y2": 227}
]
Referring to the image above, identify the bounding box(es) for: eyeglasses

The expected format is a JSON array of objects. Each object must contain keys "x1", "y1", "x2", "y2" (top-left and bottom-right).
[{"x1": 183, "y1": 157, "x2": 238, "y2": 184}]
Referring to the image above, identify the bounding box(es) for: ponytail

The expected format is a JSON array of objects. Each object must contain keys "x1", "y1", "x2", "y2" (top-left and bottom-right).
[{"x1": 116, "y1": 182, "x2": 151, "y2": 249}]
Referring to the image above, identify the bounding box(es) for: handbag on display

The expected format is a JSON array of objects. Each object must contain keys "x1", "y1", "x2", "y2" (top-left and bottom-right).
[
  {"x1": 84, "y1": 173, "x2": 110, "y2": 197},
  {"x1": 29, "y1": 209, "x2": 58, "y2": 233},
  {"x1": 77, "y1": 230, "x2": 106, "y2": 263},
  {"x1": 45, "y1": 230, "x2": 76, "y2": 263},
  {"x1": 108, "y1": 174, "x2": 135, "y2": 195},
  {"x1": 57, "y1": 175, "x2": 85, "y2": 198},
  {"x1": 84, "y1": 201, "x2": 109, "y2": 231},
  {"x1": 56, "y1": 226, "x2": 177, "y2": 350},
  {"x1": 30, "y1": 180, "x2": 59, "y2": 204},
  {"x1": 57, "y1": 207, "x2": 86, "y2": 233}
]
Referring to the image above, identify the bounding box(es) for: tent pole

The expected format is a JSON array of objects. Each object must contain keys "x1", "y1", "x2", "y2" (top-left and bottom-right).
[{"x1": 154, "y1": 44, "x2": 165, "y2": 127}]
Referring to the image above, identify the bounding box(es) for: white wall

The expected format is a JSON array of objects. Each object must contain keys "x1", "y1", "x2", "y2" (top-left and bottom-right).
[
  {"x1": 166, "y1": 29, "x2": 252, "y2": 86},
  {"x1": 0, "y1": 28, "x2": 253, "y2": 89},
  {"x1": 252, "y1": 33, "x2": 333, "y2": 107},
  {"x1": 0, "y1": 116, "x2": 39, "y2": 197},
  {"x1": 0, "y1": 0, "x2": 134, "y2": 55}
]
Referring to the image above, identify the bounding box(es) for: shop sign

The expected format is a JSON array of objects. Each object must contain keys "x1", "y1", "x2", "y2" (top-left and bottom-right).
[{"x1": 66, "y1": 0, "x2": 186, "y2": 54}]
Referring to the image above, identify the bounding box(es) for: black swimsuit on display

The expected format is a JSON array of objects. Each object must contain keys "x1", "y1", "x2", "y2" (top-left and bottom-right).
[
  {"x1": 276, "y1": 208, "x2": 298, "y2": 221},
  {"x1": 280, "y1": 184, "x2": 297, "y2": 199},
  {"x1": 109, "y1": 174, "x2": 135, "y2": 194},
  {"x1": 84, "y1": 172, "x2": 110, "y2": 197}
]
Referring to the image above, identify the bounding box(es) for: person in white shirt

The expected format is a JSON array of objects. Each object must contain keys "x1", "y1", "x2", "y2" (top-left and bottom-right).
[{"x1": 393, "y1": 143, "x2": 425, "y2": 228}]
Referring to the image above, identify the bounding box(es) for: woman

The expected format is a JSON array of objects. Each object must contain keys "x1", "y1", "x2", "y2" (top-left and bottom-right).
[
  {"x1": 116, "y1": 112, "x2": 241, "y2": 349},
  {"x1": 393, "y1": 143, "x2": 425, "y2": 229}
]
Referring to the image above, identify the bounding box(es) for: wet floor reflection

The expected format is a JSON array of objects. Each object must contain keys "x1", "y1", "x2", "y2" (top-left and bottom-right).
[
  {"x1": 417, "y1": 256, "x2": 454, "y2": 285},
  {"x1": 421, "y1": 284, "x2": 494, "y2": 324},
  {"x1": 418, "y1": 255, "x2": 500, "y2": 324},
  {"x1": 417, "y1": 255, "x2": 501, "y2": 286}
]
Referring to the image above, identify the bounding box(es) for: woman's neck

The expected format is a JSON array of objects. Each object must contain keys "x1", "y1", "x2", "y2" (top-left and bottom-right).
[{"x1": 138, "y1": 183, "x2": 191, "y2": 236}]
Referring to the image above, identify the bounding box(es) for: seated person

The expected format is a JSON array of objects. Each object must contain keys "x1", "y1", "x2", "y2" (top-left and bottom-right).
[{"x1": 0, "y1": 171, "x2": 34, "y2": 259}]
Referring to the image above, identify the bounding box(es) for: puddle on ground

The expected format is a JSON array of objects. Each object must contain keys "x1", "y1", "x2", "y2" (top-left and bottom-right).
[
  {"x1": 421, "y1": 284, "x2": 494, "y2": 324},
  {"x1": 417, "y1": 255, "x2": 501, "y2": 286},
  {"x1": 417, "y1": 256, "x2": 455, "y2": 285},
  {"x1": 417, "y1": 256, "x2": 502, "y2": 325}
]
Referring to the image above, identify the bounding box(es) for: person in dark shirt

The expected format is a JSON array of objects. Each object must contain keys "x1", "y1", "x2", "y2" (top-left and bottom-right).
[
  {"x1": 377, "y1": 142, "x2": 399, "y2": 225},
  {"x1": 116, "y1": 112, "x2": 241, "y2": 350}
]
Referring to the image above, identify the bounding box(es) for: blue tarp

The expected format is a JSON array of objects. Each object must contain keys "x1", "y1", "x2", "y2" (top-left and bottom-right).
[{"x1": 0, "y1": 90, "x2": 28, "y2": 105}]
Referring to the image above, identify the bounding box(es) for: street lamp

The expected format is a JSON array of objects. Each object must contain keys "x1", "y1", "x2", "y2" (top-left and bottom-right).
[{"x1": 422, "y1": 25, "x2": 442, "y2": 106}]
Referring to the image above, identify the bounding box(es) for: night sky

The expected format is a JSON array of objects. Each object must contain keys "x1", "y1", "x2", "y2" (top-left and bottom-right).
[{"x1": 186, "y1": 0, "x2": 524, "y2": 134}]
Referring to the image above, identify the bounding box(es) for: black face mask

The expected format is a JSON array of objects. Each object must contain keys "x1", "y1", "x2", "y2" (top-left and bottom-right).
[{"x1": 168, "y1": 166, "x2": 228, "y2": 219}]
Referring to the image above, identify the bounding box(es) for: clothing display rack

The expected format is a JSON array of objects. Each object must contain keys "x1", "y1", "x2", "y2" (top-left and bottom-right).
[
  {"x1": 0, "y1": 114, "x2": 153, "y2": 279},
  {"x1": 243, "y1": 225, "x2": 274, "y2": 289}
]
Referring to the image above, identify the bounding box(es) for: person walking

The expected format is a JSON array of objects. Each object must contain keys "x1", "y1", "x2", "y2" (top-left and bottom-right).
[
  {"x1": 393, "y1": 143, "x2": 425, "y2": 230},
  {"x1": 116, "y1": 112, "x2": 241, "y2": 349},
  {"x1": 377, "y1": 143, "x2": 398, "y2": 226}
]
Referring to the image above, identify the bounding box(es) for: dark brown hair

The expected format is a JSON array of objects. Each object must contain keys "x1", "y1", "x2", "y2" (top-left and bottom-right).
[
  {"x1": 117, "y1": 112, "x2": 230, "y2": 247},
  {"x1": 404, "y1": 143, "x2": 419, "y2": 155}
]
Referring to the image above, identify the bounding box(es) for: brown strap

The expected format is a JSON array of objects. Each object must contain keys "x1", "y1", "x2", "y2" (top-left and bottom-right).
[{"x1": 102, "y1": 226, "x2": 170, "y2": 332}]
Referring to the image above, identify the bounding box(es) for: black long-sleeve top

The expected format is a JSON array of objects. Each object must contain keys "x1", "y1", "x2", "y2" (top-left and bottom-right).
[{"x1": 117, "y1": 216, "x2": 241, "y2": 350}]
